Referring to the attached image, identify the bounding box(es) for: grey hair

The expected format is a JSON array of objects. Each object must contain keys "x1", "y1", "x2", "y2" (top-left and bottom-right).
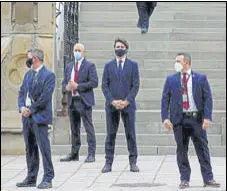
[
  {"x1": 31, "y1": 48, "x2": 44, "y2": 61},
  {"x1": 177, "y1": 52, "x2": 191, "y2": 65}
]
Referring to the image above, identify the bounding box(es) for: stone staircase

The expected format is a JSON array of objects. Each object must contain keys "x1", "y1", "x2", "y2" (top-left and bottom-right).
[{"x1": 52, "y1": 2, "x2": 226, "y2": 156}]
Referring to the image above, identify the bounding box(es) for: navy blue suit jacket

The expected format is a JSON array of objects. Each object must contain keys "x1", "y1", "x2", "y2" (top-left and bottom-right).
[
  {"x1": 102, "y1": 58, "x2": 140, "y2": 112},
  {"x1": 161, "y1": 71, "x2": 213, "y2": 125},
  {"x1": 62, "y1": 58, "x2": 98, "y2": 107},
  {"x1": 18, "y1": 65, "x2": 56, "y2": 124}
]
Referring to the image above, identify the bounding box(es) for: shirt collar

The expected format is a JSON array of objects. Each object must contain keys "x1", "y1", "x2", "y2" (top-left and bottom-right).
[
  {"x1": 75, "y1": 57, "x2": 84, "y2": 65},
  {"x1": 32, "y1": 64, "x2": 44, "y2": 73},
  {"x1": 182, "y1": 68, "x2": 191, "y2": 75},
  {"x1": 116, "y1": 57, "x2": 126, "y2": 64}
]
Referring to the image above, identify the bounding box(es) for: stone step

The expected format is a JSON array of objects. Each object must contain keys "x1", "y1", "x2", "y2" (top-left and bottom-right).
[
  {"x1": 56, "y1": 99, "x2": 226, "y2": 111},
  {"x1": 80, "y1": 2, "x2": 226, "y2": 12},
  {"x1": 56, "y1": 77, "x2": 226, "y2": 90},
  {"x1": 55, "y1": 88, "x2": 226, "y2": 101},
  {"x1": 51, "y1": 145, "x2": 226, "y2": 157},
  {"x1": 80, "y1": 11, "x2": 226, "y2": 22},
  {"x1": 74, "y1": 50, "x2": 227, "y2": 61},
  {"x1": 80, "y1": 32, "x2": 226, "y2": 42},
  {"x1": 80, "y1": 27, "x2": 226, "y2": 34},
  {"x1": 53, "y1": 116, "x2": 224, "y2": 136},
  {"x1": 78, "y1": 59, "x2": 226, "y2": 70},
  {"x1": 55, "y1": 67, "x2": 226, "y2": 80},
  {"x1": 56, "y1": 60, "x2": 226, "y2": 70},
  {"x1": 54, "y1": 110, "x2": 226, "y2": 124},
  {"x1": 80, "y1": 20, "x2": 226, "y2": 28},
  {"x1": 81, "y1": 41, "x2": 226, "y2": 52}
]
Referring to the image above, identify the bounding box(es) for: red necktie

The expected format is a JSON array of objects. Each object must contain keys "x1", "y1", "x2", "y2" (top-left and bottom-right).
[
  {"x1": 182, "y1": 72, "x2": 190, "y2": 110},
  {"x1": 73, "y1": 62, "x2": 78, "y2": 96}
]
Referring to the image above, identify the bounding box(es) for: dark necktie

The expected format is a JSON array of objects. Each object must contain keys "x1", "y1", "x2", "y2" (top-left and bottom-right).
[
  {"x1": 182, "y1": 72, "x2": 190, "y2": 110},
  {"x1": 118, "y1": 60, "x2": 123, "y2": 80},
  {"x1": 32, "y1": 70, "x2": 37, "y2": 87},
  {"x1": 73, "y1": 62, "x2": 79, "y2": 96}
]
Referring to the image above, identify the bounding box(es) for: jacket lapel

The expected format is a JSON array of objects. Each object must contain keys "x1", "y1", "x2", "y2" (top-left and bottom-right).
[
  {"x1": 113, "y1": 58, "x2": 119, "y2": 80},
  {"x1": 191, "y1": 70, "x2": 197, "y2": 98},
  {"x1": 174, "y1": 72, "x2": 182, "y2": 105},
  {"x1": 67, "y1": 62, "x2": 74, "y2": 81}
]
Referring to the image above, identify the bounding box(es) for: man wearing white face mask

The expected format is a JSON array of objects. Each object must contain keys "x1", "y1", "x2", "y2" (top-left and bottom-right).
[
  {"x1": 161, "y1": 53, "x2": 220, "y2": 189},
  {"x1": 61, "y1": 43, "x2": 98, "y2": 163}
]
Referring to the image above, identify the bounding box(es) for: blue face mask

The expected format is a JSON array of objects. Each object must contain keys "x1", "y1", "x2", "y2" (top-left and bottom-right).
[
  {"x1": 26, "y1": 58, "x2": 33, "y2": 68},
  {"x1": 74, "y1": 51, "x2": 82, "y2": 61},
  {"x1": 115, "y1": 49, "x2": 127, "y2": 57}
]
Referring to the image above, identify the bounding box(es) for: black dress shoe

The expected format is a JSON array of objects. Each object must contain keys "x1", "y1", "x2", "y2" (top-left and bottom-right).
[
  {"x1": 130, "y1": 164, "x2": 139, "y2": 172},
  {"x1": 101, "y1": 164, "x2": 112, "y2": 173},
  {"x1": 16, "y1": 177, "x2": 36, "y2": 187},
  {"x1": 204, "y1": 179, "x2": 221, "y2": 187},
  {"x1": 179, "y1": 180, "x2": 189, "y2": 189},
  {"x1": 37, "y1": 181, "x2": 52, "y2": 189},
  {"x1": 60, "y1": 153, "x2": 79, "y2": 162},
  {"x1": 84, "y1": 155, "x2": 95, "y2": 163}
]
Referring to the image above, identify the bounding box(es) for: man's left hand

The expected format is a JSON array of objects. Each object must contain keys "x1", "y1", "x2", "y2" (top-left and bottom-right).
[
  {"x1": 69, "y1": 81, "x2": 78, "y2": 90},
  {"x1": 119, "y1": 100, "x2": 129, "y2": 110},
  {"x1": 202, "y1": 118, "x2": 210, "y2": 129}
]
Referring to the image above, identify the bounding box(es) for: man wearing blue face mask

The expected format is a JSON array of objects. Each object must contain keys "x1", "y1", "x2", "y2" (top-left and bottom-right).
[
  {"x1": 101, "y1": 38, "x2": 140, "y2": 173},
  {"x1": 61, "y1": 43, "x2": 98, "y2": 163},
  {"x1": 161, "y1": 53, "x2": 220, "y2": 189}
]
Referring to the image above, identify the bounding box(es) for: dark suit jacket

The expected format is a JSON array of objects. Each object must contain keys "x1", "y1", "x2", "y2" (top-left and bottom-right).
[
  {"x1": 161, "y1": 71, "x2": 213, "y2": 125},
  {"x1": 18, "y1": 65, "x2": 56, "y2": 124},
  {"x1": 62, "y1": 58, "x2": 98, "y2": 108},
  {"x1": 102, "y1": 58, "x2": 140, "y2": 112}
]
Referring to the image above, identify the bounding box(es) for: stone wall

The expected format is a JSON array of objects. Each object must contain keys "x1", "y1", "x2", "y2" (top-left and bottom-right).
[{"x1": 1, "y1": 2, "x2": 56, "y2": 154}]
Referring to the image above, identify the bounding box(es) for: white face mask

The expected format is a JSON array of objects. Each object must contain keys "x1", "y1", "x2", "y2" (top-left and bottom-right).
[{"x1": 174, "y1": 62, "x2": 183, "y2": 72}]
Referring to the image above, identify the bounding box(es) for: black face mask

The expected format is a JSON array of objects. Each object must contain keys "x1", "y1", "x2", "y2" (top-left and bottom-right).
[
  {"x1": 26, "y1": 58, "x2": 32, "y2": 68},
  {"x1": 115, "y1": 49, "x2": 127, "y2": 57}
]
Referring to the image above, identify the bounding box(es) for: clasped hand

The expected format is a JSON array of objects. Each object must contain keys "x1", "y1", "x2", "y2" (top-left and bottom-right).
[
  {"x1": 111, "y1": 100, "x2": 129, "y2": 110},
  {"x1": 21, "y1": 107, "x2": 31, "y2": 117},
  {"x1": 67, "y1": 80, "x2": 78, "y2": 91}
]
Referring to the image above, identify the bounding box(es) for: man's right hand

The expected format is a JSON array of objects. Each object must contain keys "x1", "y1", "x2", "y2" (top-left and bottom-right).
[
  {"x1": 21, "y1": 107, "x2": 30, "y2": 117},
  {"x1": 163, "y1": 119, "x2": 173, "y2": 130},
  {"x1": 111, "y1": 100, "x2": 122, "y2": 109}
]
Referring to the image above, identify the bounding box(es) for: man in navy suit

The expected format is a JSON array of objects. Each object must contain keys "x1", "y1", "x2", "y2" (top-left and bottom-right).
[
  {"x1": 61, "y1": 43, "x2": 98, "y2": 163},
  {"x1": 161, "y1": 53, "x2": 220, "y2": 189},
  {"x1": 101, "y1": 38, "x2": 140, "y2": 173},
  {"x1": 17, "y1": 48, "x2": 55, "y2": 189}
]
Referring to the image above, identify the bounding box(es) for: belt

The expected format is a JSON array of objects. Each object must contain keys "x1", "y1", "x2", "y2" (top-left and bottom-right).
[
  {"x1": 72, "y1": 96, "x2": 81, "y2": 100},
  {"x1": 183, "y1": 111, "x2": 199, "y2": 117}
]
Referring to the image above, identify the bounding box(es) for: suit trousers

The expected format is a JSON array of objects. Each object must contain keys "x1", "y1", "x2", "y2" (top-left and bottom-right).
[
  {"x1": 105, "y1": 108, "x2": 138, "y2": 165},
  {"x1": 173, "y1": 114, "x2": 214, "y2": 182},
  {"x1": 69, "y1": 97, "x2": 96, "y2": 156},
  {"x1": 22, "y1": 116, "x2": 54, "y2": 182},
  {"x1": 136, "y1": 2, "x2": 155, "y2": 29}
]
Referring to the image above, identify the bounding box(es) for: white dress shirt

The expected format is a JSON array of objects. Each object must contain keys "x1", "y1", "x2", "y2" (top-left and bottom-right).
[
  {"x1": 70, "y1": 58, "x2": 84, "y2": 97},
  {"x1": 116, "y1": 57, "x2": 126, "y2": 69},
  {"x1": 181, "y1": 68, "x2": 198, "y2": 112},
  {"x1": 26, "y1": 64, "x2": 44, "y2": 107}
]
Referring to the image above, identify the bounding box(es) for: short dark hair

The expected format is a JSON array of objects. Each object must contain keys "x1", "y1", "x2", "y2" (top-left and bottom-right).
[
  {"x1": 177, "y1": 52, "x2": 191, "y2": 65},
  {"x1": 114, "y1": 37, "x2": 129, "y2": 49}
]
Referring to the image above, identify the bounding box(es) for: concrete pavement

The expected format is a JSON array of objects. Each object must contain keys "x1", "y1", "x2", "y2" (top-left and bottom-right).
[{"x1": 1, "y1": 155, "x2": 226, "y2": 191}]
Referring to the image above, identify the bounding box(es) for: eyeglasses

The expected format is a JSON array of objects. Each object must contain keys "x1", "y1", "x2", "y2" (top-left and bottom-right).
[{"x1": 116, "y1": 46, "x2": 125, "y2": 49}]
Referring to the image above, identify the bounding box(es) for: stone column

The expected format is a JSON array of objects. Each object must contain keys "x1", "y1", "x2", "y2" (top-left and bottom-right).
[{"x1": 1, "y1": 2, "x2": 56, "y2": 154}]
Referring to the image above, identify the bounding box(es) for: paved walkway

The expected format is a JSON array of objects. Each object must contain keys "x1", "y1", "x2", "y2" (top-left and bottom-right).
[{"x1": 1, "y1": 155, "x2": 226, "y2": 191}]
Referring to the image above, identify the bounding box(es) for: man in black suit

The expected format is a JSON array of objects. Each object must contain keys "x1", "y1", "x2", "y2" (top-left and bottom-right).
[{"x1": 60, "y1": 43, "x2": 98, "y2": 163}]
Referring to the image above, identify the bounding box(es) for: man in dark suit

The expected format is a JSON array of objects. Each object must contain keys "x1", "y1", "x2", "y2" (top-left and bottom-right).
[
  {"x1": 136, "y1": 2, "x2": 157, "y2": 34},
  {"x1": 161, "y1": 52, "x2": 220, "y2": 189},
  {"x1": 60, "y1": 43, "x2": 98, "y2": 163},
  {"x1": 101, "y1": 38, "x2": 140, "y2": 173},
  {"x1": 17, "y1": 48, "x2": 55, "y2": 189}
]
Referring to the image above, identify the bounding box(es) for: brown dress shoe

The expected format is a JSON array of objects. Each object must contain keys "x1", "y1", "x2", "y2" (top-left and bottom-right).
[
  {"x1": 204, "y1": 179, "x2": 221, "y2": 187},
  {"x1": 179, "y1": 180, "x2": 189, "y2": 189}
]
